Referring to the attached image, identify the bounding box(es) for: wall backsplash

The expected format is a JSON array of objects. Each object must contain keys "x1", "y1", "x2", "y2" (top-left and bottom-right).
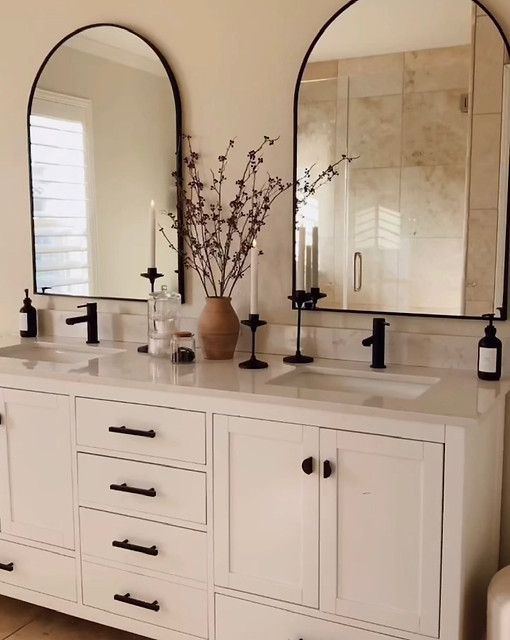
[
  {"x1": 0, "y1": 0, "x2": 509, "y2": 343},
  {"x1": 37, "y1": 308, "x2": 505, "y2": 373}
]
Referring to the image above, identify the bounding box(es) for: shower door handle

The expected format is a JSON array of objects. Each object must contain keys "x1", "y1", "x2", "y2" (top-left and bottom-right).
[{"x1": 353, "y1": 251, "x2": 363, "y2": 292}]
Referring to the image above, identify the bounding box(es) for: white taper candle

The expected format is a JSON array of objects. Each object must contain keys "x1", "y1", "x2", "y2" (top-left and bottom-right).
[
  {"x1": 149, "y1": 199, "x2": 156, "y2": 268},
  {"x1": 305, "y1": 245, "x2": 312, "y2": 292},
  {"x1": 311, "y1": 226, "x2": 319, "y2": 288},
  {"x1": 250, "y1": 240, "x2": 259, "y2": 315},
  {"x1": 296, "y1": 227, "x2": 306, "y2": 291}
]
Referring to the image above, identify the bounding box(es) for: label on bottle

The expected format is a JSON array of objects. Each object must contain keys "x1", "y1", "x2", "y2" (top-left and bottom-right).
[
  {"x1": 19, "y1": 313, "x2": 28, "y2": 332},
  {"x1": 479, "y1": 347, "x2": 497, "y2": 373}
]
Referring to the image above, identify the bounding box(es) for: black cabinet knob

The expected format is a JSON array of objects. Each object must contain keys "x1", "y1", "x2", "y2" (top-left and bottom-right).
[
  {"x1": 0, "y1": 562, "x2": 14, "y2": 572},
  {"x1": 301, "y1": 457, "x2": 314, "y2": 475},
  {"x1": 323, "y1": 460, "x2": 332, "y2": 479}
]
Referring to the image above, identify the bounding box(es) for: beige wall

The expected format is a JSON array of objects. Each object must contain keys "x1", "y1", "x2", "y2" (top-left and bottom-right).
[{"x1": 0, "y1": 0, "x2": 506, "y2": 335}]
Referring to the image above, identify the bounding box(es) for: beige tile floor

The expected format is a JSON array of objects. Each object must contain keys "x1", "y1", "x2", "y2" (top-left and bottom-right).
[{"x1": 0, "y1": 595, "x2": 146, "y2": 639}]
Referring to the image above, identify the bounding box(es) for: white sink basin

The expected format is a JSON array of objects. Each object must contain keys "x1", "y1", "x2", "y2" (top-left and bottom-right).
[
  {"x1": 269, "y1": 366, "x2": 439, "y2": 400},
  {"x1": 0, "y1": 342, "x2": 123, "y2": 365}
]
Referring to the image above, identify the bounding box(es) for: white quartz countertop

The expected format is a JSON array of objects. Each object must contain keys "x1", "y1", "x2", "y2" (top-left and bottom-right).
[{"x1": 0, "y1": 336, "x2": 506, "y2": 428}]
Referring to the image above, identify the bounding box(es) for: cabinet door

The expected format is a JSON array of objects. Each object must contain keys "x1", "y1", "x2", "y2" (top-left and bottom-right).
[
  {"x1": 214, "y1": 415, "x2": 319, "y2": 607},
  {"x1": 0, "y1": 389, "x2": 74, "y2": 549},
  {"x1": 320, "y1": 429, "x2": 443, "y2": 636}
]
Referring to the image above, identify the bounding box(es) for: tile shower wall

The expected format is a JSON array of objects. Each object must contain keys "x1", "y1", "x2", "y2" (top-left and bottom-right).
[
  {"x1": 465, "y1": 10, "x2": 507, "y2": 316},
  {"x1": 301, "y1": 45, "x2": 471, "y2": 315}
]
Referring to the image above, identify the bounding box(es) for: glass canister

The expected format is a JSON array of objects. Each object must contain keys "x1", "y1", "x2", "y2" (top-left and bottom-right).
[
  {"x1": 171, "y1": 331, "x2": 196, "y2": 363},
  {"x1": 147, "y1": 286, "x2": 181, "y2": 357}
]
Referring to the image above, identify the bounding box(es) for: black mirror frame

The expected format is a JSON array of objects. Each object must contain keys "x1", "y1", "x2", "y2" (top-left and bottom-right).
[
  {"x1": 292, "y1": 0, "x2": 510, "y2": 320},
  {"x1": 27, "y1": 23, "x2": 185, "y2": 303}
]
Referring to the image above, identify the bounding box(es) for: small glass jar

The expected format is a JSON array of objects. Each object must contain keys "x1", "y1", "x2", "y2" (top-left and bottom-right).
[
  {"x1": 148, "y1": 286, "x2": 181, "y2": 357},
  {"x1": 171, "y1": 331, "x2": 196, "y2": 363}
]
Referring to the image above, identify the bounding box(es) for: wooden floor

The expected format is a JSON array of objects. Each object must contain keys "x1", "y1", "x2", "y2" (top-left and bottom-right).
[{"x1": 0, "y1": 595, "x2": 145, "y2": 639}]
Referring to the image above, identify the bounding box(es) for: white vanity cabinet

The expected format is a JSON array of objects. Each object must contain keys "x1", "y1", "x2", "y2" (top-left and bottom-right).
[
  {"x1": 0, "y1": 388, "x2": 74, "y2": 549},
  {"x1": 213, "y1": 416, "x2": 444, "y2": 637},
  {"x1": 320, "y1": 430, "x2": 443, "y2": 636},
  {"x1": 0, "y1": 369, "x2": 503, "y2": 640},
  {"x1": 213, "y1": 415, "x2": 319, "y2": 607}
]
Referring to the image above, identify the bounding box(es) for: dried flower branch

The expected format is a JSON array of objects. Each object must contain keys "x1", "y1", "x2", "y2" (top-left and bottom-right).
[{"x1": 161, "y1": 136, "x2": 355, "y2": 297}]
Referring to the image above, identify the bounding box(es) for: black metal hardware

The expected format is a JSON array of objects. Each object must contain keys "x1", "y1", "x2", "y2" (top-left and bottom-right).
[
  {"x1": 108, "y1": 425, "x2": 156, "y2": 438},
  {"x1": 323, "y1": 460, "x2": 332, "y2": 479},
  {"x1": 65, "y1": 302, "x2": 99, "y2": 344},
  {"x1": 109, "y1": 483, "x2": 157, "y2": 498},
  {"x1": 309, "y1": 286, "x2": 327, "y2": 310},
  {"x1": 137, "y1": 266, "x2": 166, "y2": 353},
  {"x1": 301, "y1": 456, "x2": 313, "y2": 475},
  {"x1": 114, "y1": 592, "x2": 160, "y2": 612},
  {"x1": 112, "y1": 539, "x2": 159, "y2": 556},
  {"x1": 284, "y1": 290, "x2": 314, "y2": 364},
  {"x1": 362, "y1": 318, "x2": 390, "y2": 369},
  {"x1": 0, "y1": 562, "x2": 14, "y2": 572},
  {"x1": 239, "y1": 314, "x2": 268, "y2": 369}
]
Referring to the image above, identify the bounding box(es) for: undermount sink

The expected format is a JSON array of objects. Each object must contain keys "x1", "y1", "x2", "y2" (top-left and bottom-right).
[
  {"x1": 0, "y1": 342, "x2": 123, "y2": 365},
  {"x1": 269, "y1": 366, "x2": 440, "y2": 400}
]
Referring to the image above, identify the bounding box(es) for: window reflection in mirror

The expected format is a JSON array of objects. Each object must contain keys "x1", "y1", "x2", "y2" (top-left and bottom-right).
[
  {"x1": 29, "y1": 25, "x2": 182, "y2": 301},
  {"x1": 295, "y1": 0, "x2": 510, "y2": 318}
]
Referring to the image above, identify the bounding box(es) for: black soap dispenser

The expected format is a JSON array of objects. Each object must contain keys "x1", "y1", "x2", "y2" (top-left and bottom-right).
[
  {"x1": 19, "y1": 289, "x2": 37, "y2": 338},
  {"x1": 477, "y1": 313, "x2": 502, "y2": 381}
]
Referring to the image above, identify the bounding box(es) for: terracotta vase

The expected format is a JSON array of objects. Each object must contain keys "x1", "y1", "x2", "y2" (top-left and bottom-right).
[{"x1": 198, "y1": 297, "x2": 240, "y2": 360}]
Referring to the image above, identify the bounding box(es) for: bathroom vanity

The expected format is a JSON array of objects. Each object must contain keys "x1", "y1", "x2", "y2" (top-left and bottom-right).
[{"x1": 0, "y1": 338, "x2": 504, "y2": 640}]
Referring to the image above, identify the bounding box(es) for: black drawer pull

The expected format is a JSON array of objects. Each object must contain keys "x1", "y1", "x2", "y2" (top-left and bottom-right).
[
  {"x1": 301, "y1": 457, "x2": 313, "y2": 475},
  {"x1": 323, "y1": 460, "x2": 332, "y2": 479},
  {"x1": 109, "y1": 483, "x2": 156, "y2": 498},
  {"x1": 109, "y1": 425, "x2": 156, "y2": 438},
  {"x1": 114, "y1": 592, "x2": 160, "y2": 612},
  {"x1": 0, "y1": 562, "x2": 13, "y2": 572},
  {"x1": 112, "y1": 539, "x2": 159, "y2": 556}
]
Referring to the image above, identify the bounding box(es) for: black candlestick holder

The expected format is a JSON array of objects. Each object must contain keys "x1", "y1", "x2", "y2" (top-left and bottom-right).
[
  {"x1": 284, "y1": 290, "x2": 314, "y2": 364},
  {"x1": 310, "y1": 286, "x2": 327, "y2": 310},
  {"x1": 140, "y1": 267, "x2": 164, "y2": 293},
  {"x1": 138, "y1": 266, "x2": 164, "y2": 354},
  {"x1": 239, "y1": 314, "x2": 268, "y2": 369}
]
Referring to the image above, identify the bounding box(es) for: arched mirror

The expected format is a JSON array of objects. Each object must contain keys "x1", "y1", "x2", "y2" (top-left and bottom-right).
[
  {"x1": 28, "y1": 24, "x2": 184, "y2": 301},
  {"x1": 294, "y1": 0, "x2": 510, "y2": 318}
]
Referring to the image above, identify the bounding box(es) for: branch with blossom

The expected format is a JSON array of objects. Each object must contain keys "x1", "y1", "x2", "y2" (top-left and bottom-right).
[{"x1": 160, "y1": 135, "x2": 355, "y2": 297}]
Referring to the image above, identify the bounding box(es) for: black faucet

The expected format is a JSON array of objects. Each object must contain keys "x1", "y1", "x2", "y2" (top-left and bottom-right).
[
  {"x1": 362, "y1": 318, "x2": 389, "y2": 369},
  {"x1": 66, "y1": 303, "x2": 99, "y2": 344}
]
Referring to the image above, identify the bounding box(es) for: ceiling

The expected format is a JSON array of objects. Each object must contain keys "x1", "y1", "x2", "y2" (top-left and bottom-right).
[
  {"x1": 64, "y1": 27, "x2": 165, "y2": 77},
  {"x1": 309, "y1": 0, "x2": 473, "y2": 61}
]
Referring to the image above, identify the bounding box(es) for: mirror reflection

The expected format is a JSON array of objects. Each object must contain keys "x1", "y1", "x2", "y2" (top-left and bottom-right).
[
  {"x1": 29, "y1": 25, "x2": 182, "y2": 300},
  {"x1": 296, "y1": 0, "x2": 510, "y2": 317}
]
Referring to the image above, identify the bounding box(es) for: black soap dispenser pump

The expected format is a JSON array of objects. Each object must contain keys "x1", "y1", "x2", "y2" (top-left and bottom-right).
[
  {"x1": 19, "y1": 289, "x2": 37, "y2": 338},
  {"x1": 478, "y1": 313, "x2": 502, "y2": 381}
]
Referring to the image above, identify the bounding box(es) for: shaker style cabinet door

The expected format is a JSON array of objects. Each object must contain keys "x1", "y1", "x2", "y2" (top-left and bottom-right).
[
  {"x1": 0, "y1": 389, "x2": 74, "y2": 549},
  {"x1": 214, "y1": 415, "x2": 319, "y2": 607},
  {"x1": 320, "y1": 429, "x2": 443, "y2": 636}
]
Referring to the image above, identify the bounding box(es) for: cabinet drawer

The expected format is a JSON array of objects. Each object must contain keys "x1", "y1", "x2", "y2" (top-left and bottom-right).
[
  {"x1": 80, "y1": 508, "x2": 207, "y2": 582},
  {"x1": 0, "y1": 540, "x2": 76, "y2": 601},
  {"x1": 82, "y1": 561, "x2": 207, "y2": 638},
  {"x1": 78, "y1": 454, "x2": 206, "y2": 525},
  {"x1": 76, "y1": 398, "x2": 205, "y2": 464},
  {"x1": 216, "y1": 595, "x2": 382, "y2": 640}
]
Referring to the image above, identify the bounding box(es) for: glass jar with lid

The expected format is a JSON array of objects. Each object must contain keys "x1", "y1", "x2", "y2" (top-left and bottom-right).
[
  {"x1": 147, "y1": 286, "x2": 181, "y2": 357},
  {"x1": 171, "y1": 331, "x2": 196, "y2": 363}
]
